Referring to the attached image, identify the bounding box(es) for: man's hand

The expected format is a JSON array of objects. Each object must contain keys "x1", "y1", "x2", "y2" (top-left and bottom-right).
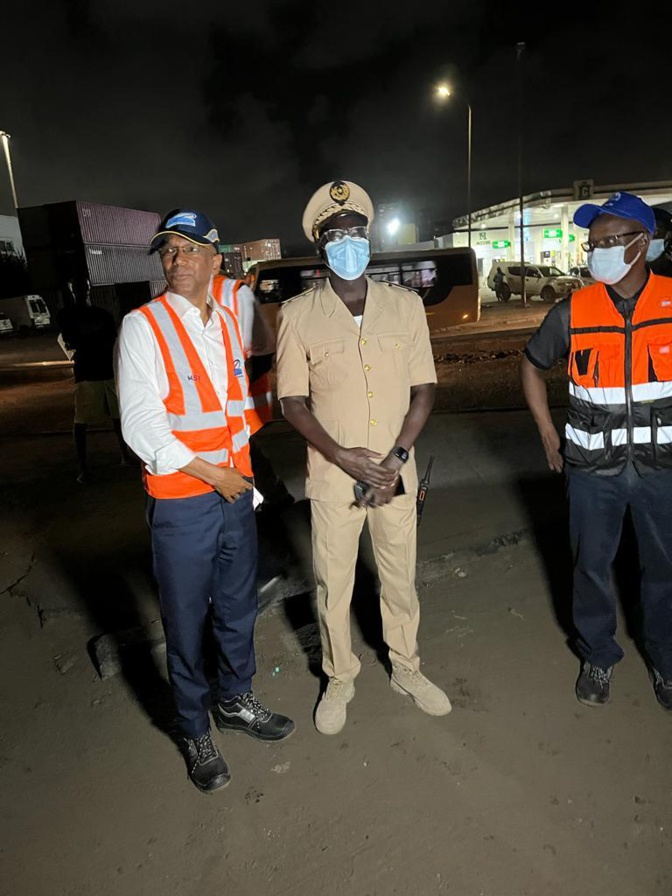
[
  {"x1": 356, "y1": 482, "x2": 398, "y2": 508},
  {"x1": 541, "y1": 426, "x2": 564, "y2": 473},
  {"x1": 336, "y1": 447, "x2": 399, "y2": 489},
  {"x1": 209, "y1": 467, "x2": 254, "y2": 502}
]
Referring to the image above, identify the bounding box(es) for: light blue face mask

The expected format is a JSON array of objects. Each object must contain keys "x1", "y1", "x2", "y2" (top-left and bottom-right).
[
  {"x1": 325, "y1": 236, "x2": 370, "y2": 280},
  {"x1": 646, "y1": 238, "x2": 665, "y2": 262},
  {"x1": 587, "y1": 233, "x2": 643, "y2": 285}
]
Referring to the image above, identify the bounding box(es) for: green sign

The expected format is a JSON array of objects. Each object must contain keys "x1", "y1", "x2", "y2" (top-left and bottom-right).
[
  {"x1": 492, "y1": 240, "x2": 511, "y2": 249},
  {"x1": 568, "y1": 234, "x2": 575, "y2": 242},
  {"x1": 220, "y1": 244, "x2": 236, "y2": 253},
  {"x1": 544, "y1": 228, "x2": 562, "y2": 239}
]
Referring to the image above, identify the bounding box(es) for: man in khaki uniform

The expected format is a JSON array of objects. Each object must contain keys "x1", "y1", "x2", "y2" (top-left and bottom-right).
[{"x1": 276, "y1": 179, "x2": 451, "y2": 735}]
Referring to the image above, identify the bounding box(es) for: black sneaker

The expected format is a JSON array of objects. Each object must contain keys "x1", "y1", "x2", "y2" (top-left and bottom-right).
[
  {"x1": 214, "y1": 692, "x2": 295, "y2": 742},
  {"x1": 576, "y1": 662, "x2": 613, "y2": 706},
  {"x1": 651, "y1": 669, "x2": 672, "y2": 711},
  {"x1": 180, "y1": 732, "x2": 231, "y2": 793}
]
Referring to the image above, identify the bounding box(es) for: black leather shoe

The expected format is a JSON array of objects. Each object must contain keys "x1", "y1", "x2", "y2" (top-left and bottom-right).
[
  {"x1": 652, "y1": 669, "x2": 672, "y2": 711},
  {"x1": 214, "y1": 692, "x2": 295, "y2": 742},
  {"x1": 180, "y1": 732, "x2": 230, "y2": 793},
  {"x1": 576, "y1": 662, "x2": 613, "y2": 706}
]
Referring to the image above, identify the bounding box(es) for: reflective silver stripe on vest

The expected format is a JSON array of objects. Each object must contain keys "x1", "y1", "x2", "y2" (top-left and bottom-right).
[
  {"x1": 568, "y1": 383, "x2": 626, "y2": 405},
  {"x1": 199, "y1": 448, "x2": 230, "y2": 464},
  {"x1": 575, "y1": 426, "x2": 672, "y2": 448},
  {"x1": 221, "y1": 277, "x2": 235, "y2": 309},
  {"x1": 565, "y1": 425, "x2": 605, "y2": 451},
  {"x1": 146, "y1": 300, "x2": 248, "y2": 432},
  {"x1": 148, "y1": 301, "x2": 205, "y2": 422},
  {"x1": 570, "y1": 381, "x2": 672, "y2": 405},
  {"x1": 167, "y1": 410, "x2": 227, "y2": 430},
  {"x1": 628, "y1": 425, "x2": 672, "y2": 445},
  {"x1": 245, "y1": 390, "x2": 272, "y2": 409},
  {"x1": 231, "y1": 430, "x2": 248, "y2": 452},
  {"x1": 631, "y1": 381, "x2": 672, "y2": 402}
]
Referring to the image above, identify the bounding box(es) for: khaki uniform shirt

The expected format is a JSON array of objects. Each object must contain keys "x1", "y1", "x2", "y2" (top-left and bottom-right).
[{"x1": 276, "y1": 276, "x2": 437, "y2": 501}]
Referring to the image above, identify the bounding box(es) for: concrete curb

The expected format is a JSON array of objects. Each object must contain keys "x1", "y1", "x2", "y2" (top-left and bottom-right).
[{"x1": 88, "y1": 525, "x2": 535, "y2": 680}]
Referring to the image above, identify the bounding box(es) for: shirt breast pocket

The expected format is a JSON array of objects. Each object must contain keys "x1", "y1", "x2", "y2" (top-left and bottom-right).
[
  {"x1": 309, "y1": 339, "x2": 347, "y2": 386},
  {"x1": 377, "y1": 332, "x2": 410, "y2": 375}
]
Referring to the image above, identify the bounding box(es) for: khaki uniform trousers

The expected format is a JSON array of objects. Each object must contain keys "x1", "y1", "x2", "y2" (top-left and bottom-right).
[{"x1": 311, "y1": 492, "x2": 421, "y2": 682}]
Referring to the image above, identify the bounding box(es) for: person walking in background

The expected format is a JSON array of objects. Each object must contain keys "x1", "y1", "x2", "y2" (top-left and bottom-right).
[
  {"x1": 276, "y1": 180, "x2": 451, "y2": 736},
  {"x1": 116, "y1": 209, "x2": 294, "y2": 793}
]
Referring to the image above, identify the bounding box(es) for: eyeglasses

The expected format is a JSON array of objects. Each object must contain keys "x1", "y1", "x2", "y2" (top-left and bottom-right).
[
  {"x1": 319, "y1": 225, "x2": 369, "y2": 244},
  {"x1": 581, "y1": 231, "x2": 645, "y2": 252},
  {"x1": 158, "y1": 243, "x2": 212, "y2": 258}
]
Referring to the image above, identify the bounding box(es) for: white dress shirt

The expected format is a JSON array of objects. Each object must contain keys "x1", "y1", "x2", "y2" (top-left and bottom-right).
[{"x1": 116, "y1": 289, "x2": 250, "y2": 476}]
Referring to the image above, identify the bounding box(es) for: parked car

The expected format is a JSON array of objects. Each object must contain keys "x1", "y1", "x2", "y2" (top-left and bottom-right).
[
  {"x1": 0, "y1": 295, "x2": 51, "y2": 333},
  {"x1": 567, "y1": 265, "x2": 596, "y2": 286},
  {"x1": 486, "y1": 262, "x2": 583, "y2": 303},
  {"x1": 0, "y1": 312, "x2": 14, "y2": 335}
]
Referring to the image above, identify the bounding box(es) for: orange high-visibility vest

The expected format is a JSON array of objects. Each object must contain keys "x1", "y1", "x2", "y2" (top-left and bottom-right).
[
  {"x1": 212, "y1": 274, "x2": 274, "y2": 435},
  {"x1": 138, "y1": 294, "x2": 252, "y2": 499},
  {"x1": 566, "y1": 273, "x2": 672, "y2": 472}
]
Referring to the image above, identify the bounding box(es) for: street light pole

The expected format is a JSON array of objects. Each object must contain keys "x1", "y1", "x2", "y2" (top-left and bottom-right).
[
  {"x1": 435, "y1": 85, "x2": 473, "y2": 250},
  {"x1": 516, "y1": 42, "x2": 527, "y2": 307},
  {"x1": 0, "y1": 131, "x2": 19, "y2": 211},
  {"x1": 467, "y1": 102, "x2": 472, "y2": 249}
]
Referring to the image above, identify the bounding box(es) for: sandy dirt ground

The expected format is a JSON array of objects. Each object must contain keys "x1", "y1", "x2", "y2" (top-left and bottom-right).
[{"x1": 1, "y1": 341, "x2": 671, "y2": 896}]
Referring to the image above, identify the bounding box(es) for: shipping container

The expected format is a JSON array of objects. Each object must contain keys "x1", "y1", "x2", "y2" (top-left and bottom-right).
[
  {"x1": 76, "y1": 202, "x2": 160, "y2": 247},
  {"x1": 24, "y1": 243, "x2": 162, "y2": 291},
  {"x1": 89, "y1": 285, "x2": 121, "y2": 325},
  {"x1": 83, "y1": 244, "x2": 163, "y2": 285},
  {"x1": 19, "y1": 201, "x2": 161, "y2": 250}
]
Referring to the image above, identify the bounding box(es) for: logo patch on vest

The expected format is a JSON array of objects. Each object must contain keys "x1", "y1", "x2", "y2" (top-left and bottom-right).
[
  {"x1": 233, "y1": 359, "x2": 244, "y2": 377},
  {"x1": 661, "y1": 300, "x2": 671, "y2": 307}
]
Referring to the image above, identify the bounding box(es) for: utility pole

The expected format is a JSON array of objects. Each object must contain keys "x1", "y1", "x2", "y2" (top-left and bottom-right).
[
  {"x1": 0, "y1": 131, "x2": 19, "y2": 211},
  {"x1": 516, "y1": 42, "x2": 527, "y2": 307},
  {"x1": 467, "y1": 102, "x2": 472, "y2": 249}
]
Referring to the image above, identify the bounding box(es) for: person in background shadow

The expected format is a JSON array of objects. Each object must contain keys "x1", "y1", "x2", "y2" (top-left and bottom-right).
[{"x1": 57, "y1": 281, "x2": 133, "y2": 483}]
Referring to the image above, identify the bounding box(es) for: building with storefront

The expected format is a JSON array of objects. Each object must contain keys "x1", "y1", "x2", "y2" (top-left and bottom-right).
[
  {"x1": 444, "y1": 180, "x2": 672, "y2": 285},
  {"x1": 0, "y1": 214, "x2": 24, "y2": 256}
]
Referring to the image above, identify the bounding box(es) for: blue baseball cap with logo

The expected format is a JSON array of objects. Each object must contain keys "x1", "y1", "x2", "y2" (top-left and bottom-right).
[
  {"x1": 573, "y1": 191, "x2": 655, "y2": 234},
  {"x1": 150, "y1": 209, "x2": 220, "y2": 253}
]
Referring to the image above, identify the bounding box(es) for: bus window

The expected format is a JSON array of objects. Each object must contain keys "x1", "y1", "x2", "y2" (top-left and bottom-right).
[{"x1": 250, "y1": 247, "x2": 479, "y2": 332}]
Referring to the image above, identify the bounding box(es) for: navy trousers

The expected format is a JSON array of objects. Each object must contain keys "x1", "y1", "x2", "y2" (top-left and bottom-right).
[
  {"x1": 147, "y1": 489, "x2": 258, "y2": 738},
  {"x1": 566, "y1": 462, "x2": 672, "y2": 679}
]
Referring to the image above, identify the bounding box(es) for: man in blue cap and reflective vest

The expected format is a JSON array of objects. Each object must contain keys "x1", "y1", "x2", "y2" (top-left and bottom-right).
[
  {"x1": 116, "y1": 209, "x2": 294, "y2": 793},
  {"x1": 521, "y1": 191, "x2": 672, "y2": 710}
]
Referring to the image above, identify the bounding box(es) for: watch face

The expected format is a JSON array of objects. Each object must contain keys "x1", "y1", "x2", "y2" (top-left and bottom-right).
[{"x1": 394, "y1": 447, "x2": 409, "y2": 463}]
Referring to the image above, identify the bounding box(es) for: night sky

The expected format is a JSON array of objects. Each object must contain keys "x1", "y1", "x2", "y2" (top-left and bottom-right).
[{"x1": 2, "y1": 1, "x2": 671, "y2": 254}]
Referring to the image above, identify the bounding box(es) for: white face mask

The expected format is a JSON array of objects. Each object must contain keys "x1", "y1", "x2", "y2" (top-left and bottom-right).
[
  {"x1": 587, "y1": 233, "x2": 643, "y2": 285},
  {"x1": 646, "y1": 238, "x2": 665, "y2": 262}
]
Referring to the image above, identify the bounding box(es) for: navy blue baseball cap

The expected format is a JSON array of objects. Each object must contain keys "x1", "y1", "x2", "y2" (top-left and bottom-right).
[
  {"x1": 573, "y1": 191, "x2": 655, "y2": 234},
  {"x1": 150, "y1": 209, "x2": 220, "y2": 252}
]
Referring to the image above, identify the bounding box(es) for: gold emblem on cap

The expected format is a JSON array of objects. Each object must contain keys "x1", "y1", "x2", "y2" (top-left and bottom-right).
[{"x1": 329, "y1": 180, "x2": 350, "y2": 204}]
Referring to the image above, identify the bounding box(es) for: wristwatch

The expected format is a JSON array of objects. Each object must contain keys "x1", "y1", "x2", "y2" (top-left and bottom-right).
[{"x1": 392, "y1": 446, "x2": 409, "y2": 464}]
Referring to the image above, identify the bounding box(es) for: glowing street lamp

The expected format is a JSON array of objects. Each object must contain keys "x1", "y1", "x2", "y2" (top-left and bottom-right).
[
  {"x1": 435, "y1": 84, "x2": 472, "y2": 248},
  {"x1": 0, "y1": 131, "x2": 19, "y2": 210},
  {"x1": 387, "y1": 217, "x2": 401, "y2": 237}
]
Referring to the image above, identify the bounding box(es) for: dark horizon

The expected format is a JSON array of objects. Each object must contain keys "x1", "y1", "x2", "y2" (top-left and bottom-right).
[{"x1": 2, "y1": 1, "x2": 671, "y2": 254}]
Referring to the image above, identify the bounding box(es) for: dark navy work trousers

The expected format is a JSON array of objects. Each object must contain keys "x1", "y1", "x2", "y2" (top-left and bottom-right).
[
  {"x1": 147, "y1": 489, "x2": 258, "y2": 738},
  {"x1": 566, "y1": 462, "x2": 672, "y2": 679}
]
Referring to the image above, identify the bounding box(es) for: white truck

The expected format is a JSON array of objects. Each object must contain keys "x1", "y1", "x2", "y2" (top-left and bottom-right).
[{"x1": 0, "y1": 295, "x2": 51, "y2": 332}]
